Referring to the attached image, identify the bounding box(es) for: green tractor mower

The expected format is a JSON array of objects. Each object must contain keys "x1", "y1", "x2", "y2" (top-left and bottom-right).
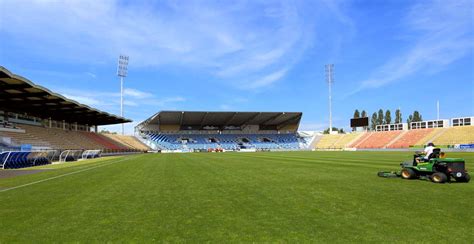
[{"x1": 378, "y1": 149, "x2": 470, "y2": 183}]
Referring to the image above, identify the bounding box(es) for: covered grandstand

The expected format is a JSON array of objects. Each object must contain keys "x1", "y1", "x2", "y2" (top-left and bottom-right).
[
  {"x1": 0, "y1": 66, "x2": 150, "y2": 168},
  {"x1": 136, "y1": 111, "x2": 307, "y2": 151}
]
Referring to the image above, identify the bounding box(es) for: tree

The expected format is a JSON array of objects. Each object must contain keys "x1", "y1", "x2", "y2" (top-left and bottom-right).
[
  {"x1": 377, "y1": 109, "x2": 384, "y2": 125},
  {"x1": 385, "y1": 110, "x2": 392, "y2": 124},
  {"x1": 413, "y1": 111, "x2": 422, "y2": 122},
  {"x1": 323, "y1": 127, "x2": 340, "y2": 134},
  {"x1": 361, "y1": 110, "x2": 368, "y2": 130},
  {"x1": 407, "y1": 114, "x2": 413, "y2": 129},
  {"x1": 371, "y1": 112, "x2": 377, "y2": 130},
  {"x1": 395, "y1": 109, "x2": 402, "y2": 123},
  {"x1": 338, "y1": 128, "x2": 345, "y2": 134},
  {"x1": 353, "y1": 109, "x2": 360, "y2": 119},
  {"x1": 352, "y1": 109, "x2": 360, "y2": 131}
]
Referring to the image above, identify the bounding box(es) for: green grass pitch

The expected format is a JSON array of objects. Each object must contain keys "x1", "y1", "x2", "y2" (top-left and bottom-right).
[{"x1": 1, "y1": 151, "x2": 473, "y2": 242}]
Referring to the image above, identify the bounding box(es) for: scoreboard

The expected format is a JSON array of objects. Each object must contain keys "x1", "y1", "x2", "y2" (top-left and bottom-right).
[{"x1": 350, "y1": 117, "x2": 369, "y2": 127}]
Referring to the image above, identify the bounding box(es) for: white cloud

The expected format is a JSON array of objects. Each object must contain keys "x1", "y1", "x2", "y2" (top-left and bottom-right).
[
  {"x1": 124, "y1": 88, "x2": 152, "y2": 99},
  {"x1": 353, "y1": 0, "x2": 473, "y2": 93},
  {"x1": 246, "y1": 68, "x2": 288, "y2": 89},
  {"x1": 0, "y1": 0, "x2": 318, "y2": 90},
  {"x1": 85, "y1": 72, "x2": 96, "y2": 79},
  {"x1": 58, "y1": 87, "x2": 185, "y2": 115}
]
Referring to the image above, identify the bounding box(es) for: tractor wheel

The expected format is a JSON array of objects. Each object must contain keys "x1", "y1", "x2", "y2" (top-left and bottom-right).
[
  {"x1": 456, "y1": 173, "x2": 470, "y2": 183},
  {"x1": 401, "y1": 168, "x2": 417, "y2": 179},
  {"x1": 430, "y1": 172, "x2": 448, "y2": 183}
]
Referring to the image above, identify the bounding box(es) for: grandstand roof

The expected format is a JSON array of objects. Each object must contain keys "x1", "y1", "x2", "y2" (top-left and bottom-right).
[
  {"x1": 0, "y1": 66, "x2": 131, "y2": 125},
  {"x1": 138, "y1": 111, "x2": 302, "y2": 129}
]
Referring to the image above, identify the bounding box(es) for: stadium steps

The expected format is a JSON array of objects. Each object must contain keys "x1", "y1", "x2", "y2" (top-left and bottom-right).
[
  {"x1": 415, "y1": 128, "x2": 443, "y2": 146},
  {"x1": 349, "y1": 132, "x2": 373, "y2": 148},
  {"x1": 387, "y1": 129, "x2": 433, "y2": 148},
  {"x1": 333, "y1": 133, "x2": 364, "y2": 149},
  {"x1": 332, "y1": 135, "x2": 346, "y2": 147},
  {"x1": 102, "y1": 133, "x2": 150, "y2": 150},
  {"x1": 315, "y1": 134, "x2": 344, "y2": 149},
  {"x1": 432, "y1": 126, "x2": 474, "y2": 145},
  {"x1": 385, "y1": 130, "x2": 408, "y2": 148},
  {"x1": 0, "y1": 129, "x2": 52, "y2": 148},
  {"x1": 356, "y1": 131, "x2": 402, "y2": 149},
  {"x1": 19, "y1": 124, "x2": 102, "y2": 149},
  {"x1": 346, "y1": 133, "x2": 365, "y2": 148},
  {"x1": 308, "y1": 134, "x2": 323, "y2": 149},
  {"x1": 429, "y1": 128, "x2": 448, "y2": 144},
  {"x1": 81, "y1": 132, "x2": 129, "y2": 150}
]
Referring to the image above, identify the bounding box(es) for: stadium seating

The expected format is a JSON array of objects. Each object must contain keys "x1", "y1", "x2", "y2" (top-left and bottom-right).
[
  {"x1": 315, "y1": 133, "x2": 365, "y2": 149},
  {"x1": 0, "y1": 128, "x2": 52, "y2": 148},
  {"x1": 102, "y1": 133, "x2": 151, "y2": 151},
  {"x1": 348, "y1": 132, "x2": 373, "y2": 148},
  {"x1": 147, "y1": 133, "x2": 300, "y2": 151},
  {"x1": 415, "y1": 128, "x2": 445, "y2": 146},
  {"x1": 0, "y1": 124, "x2": 147, "y2": 151},
  {"x1": 332, "y1": 133, "x2": 363, "y2": 149},
  {"x1": 81, "y1": 132, "x2": 128, "y2": 150},
  {"x1": 356, "y1": 131, "x2": 402, "y2": 149},
  {"x1": 315, "y1": 134, "x2": 343, "y2": 149},
  {"x1": 432, "y1": 126, "x2": 474, "y2": 145},
  {"x1": 18, "y1": 124, "x2": 100, "y2": 149},
  {"x1": 387, "y1": 129, "x2": 433, "y2": 148}
]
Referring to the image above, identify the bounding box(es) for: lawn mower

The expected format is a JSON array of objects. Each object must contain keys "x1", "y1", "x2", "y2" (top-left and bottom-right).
[{"x1": 378, "y1": 149, "x2": 470, "y2": 183}]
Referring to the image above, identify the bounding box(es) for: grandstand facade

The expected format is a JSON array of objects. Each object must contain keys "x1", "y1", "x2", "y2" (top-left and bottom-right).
[{"x1": 136, "y1": 111, "x2": 309, "y2": 151}]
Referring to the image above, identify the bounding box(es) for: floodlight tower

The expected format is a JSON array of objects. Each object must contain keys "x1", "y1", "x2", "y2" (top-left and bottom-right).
[
  {"x1": 325, "y1": 64, "x2": 334, "y2": 134},
  {"x1": 117, "y1": 55, "x2": 129, "y2": 135},
  {"x1": 437, "y1": 100, "x2": 440, "y2": 120}
]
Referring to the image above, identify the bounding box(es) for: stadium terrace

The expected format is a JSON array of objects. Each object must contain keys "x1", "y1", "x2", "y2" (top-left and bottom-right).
[
  {"x1": 136, "y1": 111, "x2": 304, "y2": 152},
  {"x1": 0, "y1": 66, "x2": 149, "y2": 168}
]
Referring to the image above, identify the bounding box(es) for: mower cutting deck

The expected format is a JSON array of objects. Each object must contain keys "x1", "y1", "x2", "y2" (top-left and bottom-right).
[{"x1": 378, "y1": 149, "x2": 470, "y2": 184}]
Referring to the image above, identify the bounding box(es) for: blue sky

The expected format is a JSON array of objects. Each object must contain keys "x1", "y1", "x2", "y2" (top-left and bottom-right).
[{"x1": 1, "y1": 0, "x2": 473, "y2": 134}]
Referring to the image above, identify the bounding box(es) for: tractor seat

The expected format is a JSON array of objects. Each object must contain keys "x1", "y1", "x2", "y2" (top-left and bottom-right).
[{"x1": 428, "y1": 148, "x2": 441, "y2": 160}]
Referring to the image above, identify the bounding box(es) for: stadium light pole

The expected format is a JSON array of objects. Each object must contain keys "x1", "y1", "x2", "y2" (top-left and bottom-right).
[
  {"x1": 325, "y1": 64, "x2": 334, "y2": 134},
  {"x1": 117, "y1": 55, "x2": 129, "y2": 135},
  {"x1": 437, "y1": 100, "x2": 440, "y2": 120}
]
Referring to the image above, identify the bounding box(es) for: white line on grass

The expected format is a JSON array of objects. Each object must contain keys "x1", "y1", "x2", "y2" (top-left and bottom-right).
[{"x1": 0, "y1": 155, "x2": 142, "y2": 193}]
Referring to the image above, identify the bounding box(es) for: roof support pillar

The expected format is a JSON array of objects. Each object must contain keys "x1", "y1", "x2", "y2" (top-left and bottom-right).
[
  {"x1": 63, "y1": 120, "x2": 66, "y2": 130},
  {"x1": 49, "y1": 118, "x2": 52, "y2": 128}
]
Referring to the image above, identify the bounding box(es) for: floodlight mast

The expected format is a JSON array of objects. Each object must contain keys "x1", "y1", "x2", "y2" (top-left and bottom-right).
[
  {"x1": 117, "y1": 55, "x2": 129, "y2": 135},
  {"x1": 325, "y1": 64, "x2": 334, "y2": 134},
  {"x1": 437, "y1": 100, "x2": 440, "y2": 120}
]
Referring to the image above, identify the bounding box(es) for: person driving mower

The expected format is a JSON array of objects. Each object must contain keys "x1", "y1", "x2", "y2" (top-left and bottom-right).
[{"x1": 416, "y1": 142, "x2": 436, "y2": 163}]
